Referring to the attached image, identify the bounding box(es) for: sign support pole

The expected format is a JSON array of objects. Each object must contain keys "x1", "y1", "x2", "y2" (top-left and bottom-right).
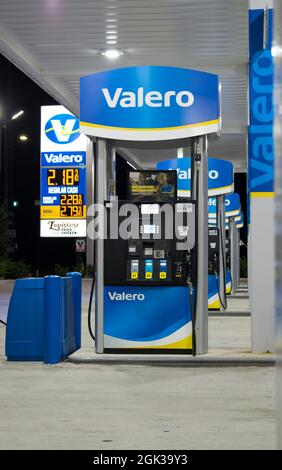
[
  {"x1": 95, "y1": 138, "x2": 107, "y2": 353},
  {"x1": 107, "y1": 144, "x2": 116, "y2": 199},
  {"x1": 192, "y1": 136, "x2": 208, "y2": 354},
  {"x1": 86, "y1": 139, "x2": 95, "y2": 267}
]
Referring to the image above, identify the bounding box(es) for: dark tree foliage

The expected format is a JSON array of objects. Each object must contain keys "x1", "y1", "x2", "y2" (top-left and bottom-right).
[{"x1": 0, "y1": 204, "x2": 8, "y2": 259}]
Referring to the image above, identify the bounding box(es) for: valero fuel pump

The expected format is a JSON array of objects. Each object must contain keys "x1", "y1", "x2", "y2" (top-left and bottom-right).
[
  {"x1": 225, "y1": 234, "x2": 232, "y2": 294},
  {"x1": 104, "y1": 170, "x2": 196, "y2": 353},
  {"x1": 208, "y1": 228, "x2": 220, "y2": 278},
  {"x1": 80, "y1": 65, "x2": 222, "y2": 355},
  {"x1": 208, "y1": 228, "x2": 221, "y2": 310}
]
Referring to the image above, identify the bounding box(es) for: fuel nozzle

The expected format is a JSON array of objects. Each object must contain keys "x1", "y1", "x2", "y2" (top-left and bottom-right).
[
  {"x1": 187, "y1": 280, "x2": 193, "y2": 297},
  {"x1": 186, "y1": 251, "x2": 192, "y2": 282},
  {"x1": 213, "y1": 252, "x2": 219, "y2": 276}
]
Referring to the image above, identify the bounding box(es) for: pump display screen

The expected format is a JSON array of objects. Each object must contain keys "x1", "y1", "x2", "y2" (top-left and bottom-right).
[
  {"x1": 141, "y1": 204, "x2": 160, "y2": 215},
  {"x1": 128, "y1": 171, "x2": 176, "y2": 200}
]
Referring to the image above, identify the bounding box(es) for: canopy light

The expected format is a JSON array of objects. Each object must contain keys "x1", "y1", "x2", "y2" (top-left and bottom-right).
[
  {"x1": 102, "y1": 49, "x2": 123, "y2": 59},
  {"x1": 126, "y1": 161, "x2": 137, "y2": 170},
  {"x1": 19, "y1": 134, "x2": 28, "y2": 141},
  {"x1": 11, "y1": 110, "x2": 24, "y2": 120}
]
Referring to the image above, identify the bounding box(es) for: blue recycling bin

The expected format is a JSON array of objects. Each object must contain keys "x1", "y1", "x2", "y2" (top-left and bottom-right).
[{"x1": 5, "y1": 273, "x2": 82, "y2": 363}]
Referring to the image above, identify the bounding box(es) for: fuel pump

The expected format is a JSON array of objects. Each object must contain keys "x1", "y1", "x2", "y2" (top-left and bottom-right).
[
  {"x1": 208, "y1": 228, "x2": 220, "y2": 310},
  {"x1": 80, "y1": 64, "x2": 221, "y2": 356},
  {"x1": 225, "y1": 234, "x2": 231, "y2": 271},
  {"x1": 225, "y1": 233, "x2": 232, "y2": 294},
  {"x1": 103, "y1": 170, "x2": 196, "y2": 353},
  {"x1": 208, "y1": 228, "x2": 220, "y2": 277}
]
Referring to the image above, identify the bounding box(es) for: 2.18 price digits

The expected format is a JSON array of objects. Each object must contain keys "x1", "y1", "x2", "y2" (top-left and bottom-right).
[{"x1": 47, "y1": 168, "x2": 79, "y2": 186}]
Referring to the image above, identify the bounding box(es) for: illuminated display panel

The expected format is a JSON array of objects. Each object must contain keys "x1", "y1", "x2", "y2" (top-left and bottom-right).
[
  {"x1": 41, "y1": 167, "x2": 86, "y2": 219},
  {"x1": 128, "y1": 170, "x2": 177, "y2": 200},
  {"x1": 47, "y1": 168, "x2": 79, "y2": 186},
  {"x1": 60, "y1": 194, "x2": 83, "y2": 205},
  {"x1": 60, "y1": 194, "x2": 84, "y2": 218},
  {"x1": 141, "y1": 204, "x2": 160, "y2": 215},
  {"x1": 60, "y1": 206, "x2": 84, "y2": 217}
]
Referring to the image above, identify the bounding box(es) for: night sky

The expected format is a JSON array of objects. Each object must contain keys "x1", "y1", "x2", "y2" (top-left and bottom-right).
[
  {"x1": 0, "y1": 53, "x2": 247, "y2": 273},
  {"x1": 0, "y1": 53, "x2": 76, "y2": 273}
]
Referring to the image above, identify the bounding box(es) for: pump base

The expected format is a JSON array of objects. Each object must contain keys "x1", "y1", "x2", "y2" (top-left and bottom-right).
[{"x1": 103, "y1": 348, "x2": 193, "y2": 354}]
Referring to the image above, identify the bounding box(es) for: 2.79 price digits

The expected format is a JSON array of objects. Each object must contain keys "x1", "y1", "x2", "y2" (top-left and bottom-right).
[{"x1": 60, "y1": 206, "x2": 83, "y2": 217}]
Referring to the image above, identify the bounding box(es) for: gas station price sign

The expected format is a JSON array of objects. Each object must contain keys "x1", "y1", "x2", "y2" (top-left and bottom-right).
[{"x1": 40, "y1": 105, "x2": 88, "y2": 237}]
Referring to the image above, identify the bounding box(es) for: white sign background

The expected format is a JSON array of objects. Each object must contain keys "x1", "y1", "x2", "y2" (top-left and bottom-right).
[{"x1": 41, "y1": 220, "x2": 87, "y2": 238}]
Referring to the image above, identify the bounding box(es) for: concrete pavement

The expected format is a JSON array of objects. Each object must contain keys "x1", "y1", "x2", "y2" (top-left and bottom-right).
[{"x1": 0, "y1": 279, "x2": 276, "y2": 449}]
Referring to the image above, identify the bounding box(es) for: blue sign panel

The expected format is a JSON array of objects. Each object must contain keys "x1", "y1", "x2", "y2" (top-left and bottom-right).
[
  {"x1": 209, "y1": 193, "x2": 241, "y2": 218},
  {"x1": 104, "y1": 286, "x2": 192, "y2": 349},
  {"x1": 249, "y1": 9, "x2": 274, "y2": 196},
  {"x1": 41, "y1": 167, "x2": 86, "y2": 207},
  {"x1": 80, "y1": 66, "x2": 220, "y2": 141},
  {"x1": 156, "y1": 157, "x2": 233, "y2": 197}
]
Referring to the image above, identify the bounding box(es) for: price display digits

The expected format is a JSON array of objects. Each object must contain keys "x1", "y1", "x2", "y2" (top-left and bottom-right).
[
  {"x1": 60, "y1": 194, "x2": 83, "y2": 218},
  {"x1": 47, "y1": 168, "x2": 79, "y2": 186}
]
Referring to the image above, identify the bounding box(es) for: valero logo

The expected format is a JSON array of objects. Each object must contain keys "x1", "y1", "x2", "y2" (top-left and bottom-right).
[
  {"x1": 80, "y1": 66, "x2": 220, "y2": 141},
  {"x1": 45, "y1": 113, "x2": 80, "y2": 144}
]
